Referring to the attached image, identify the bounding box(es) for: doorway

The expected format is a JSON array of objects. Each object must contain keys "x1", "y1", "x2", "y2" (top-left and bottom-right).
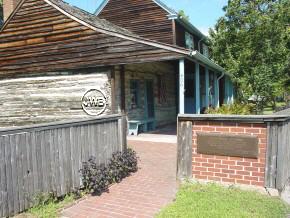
[{"x1": 145, "y1": 80, "x2": 155, "y2": 131}]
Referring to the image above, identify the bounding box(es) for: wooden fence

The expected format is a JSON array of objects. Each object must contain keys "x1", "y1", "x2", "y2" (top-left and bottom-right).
[
  {"x1": 0, "y1": 114, "x2": 127, "y2": 217},
  {"x1": 266, "y1": 119, "x2": 290, "y2": 191}
]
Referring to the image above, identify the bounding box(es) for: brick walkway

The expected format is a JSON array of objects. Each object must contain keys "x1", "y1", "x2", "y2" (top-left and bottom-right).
[{"x1": 61, "y1": 140, "x2": 177, "y2": 218}]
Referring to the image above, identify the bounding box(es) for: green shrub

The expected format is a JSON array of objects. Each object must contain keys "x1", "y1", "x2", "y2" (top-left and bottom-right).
[
  {"x1": 80, "y1": 148, "x2": 138, "y2": 195},
  {"x1": 206, "y1": 103, "x2": 253, "y2": 115}
]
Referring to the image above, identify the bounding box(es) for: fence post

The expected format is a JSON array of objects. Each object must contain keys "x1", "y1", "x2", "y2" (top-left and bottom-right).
[
  {"x1": 177, "y1": 120, "x2": 193, "y2": 180},
  {"x1": 118, "y1": 114, "x2": 127, "y2": 152},
  {"x1": 265, "y1": 122, "x2": 279, "y2": 188}
]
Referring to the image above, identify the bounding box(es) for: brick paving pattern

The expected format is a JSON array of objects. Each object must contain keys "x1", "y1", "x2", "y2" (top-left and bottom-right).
[{"x1": 61, "y1": 140, "x2": 177, "y2": 218}]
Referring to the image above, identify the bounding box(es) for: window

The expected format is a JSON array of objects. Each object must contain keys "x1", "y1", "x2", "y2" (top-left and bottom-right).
[
  {"x1": 202, "y1": 44, "x2": 209, "y2": 57},
  {"x1": 185, "y1": 32, "x2": 194, "y2": 50},
  {"x1": 130, "y1": 80, "x2": 140, "y2": 109}
]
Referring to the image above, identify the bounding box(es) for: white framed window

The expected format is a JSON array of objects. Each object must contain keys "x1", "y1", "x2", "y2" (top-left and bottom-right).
[{"x1": 185, "y1": 32, "x2": 194, "y2": 50}]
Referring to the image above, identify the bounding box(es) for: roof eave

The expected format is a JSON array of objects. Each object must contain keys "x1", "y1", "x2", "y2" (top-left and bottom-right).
[
  {"x1": 153, "y1": 0, "x2": 177, "y2": 15},
  {"x1": 94, "y1": 0, "x2": 178, "y2": 16},
  {"x1": 189, "y1": 51, "x2": 229, "y2": 75},
  {"x1": 94, "y1": 0, "x2": 109, "y2": 15},
  {"x1": 175, "y1": 18, "x2": 208, "y2": 43}
]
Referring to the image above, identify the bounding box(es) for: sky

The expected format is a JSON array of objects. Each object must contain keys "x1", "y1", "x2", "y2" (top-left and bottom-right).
[{"x1": 65, "y1": 0, "x2": 228, "y2": 35}]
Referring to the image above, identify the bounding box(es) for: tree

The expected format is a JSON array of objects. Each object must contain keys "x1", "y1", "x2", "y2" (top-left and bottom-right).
[
  {"x1": 178, "y1": 10, "x2": 190, "y2": 21},
  {"x1": 209, "y1": 0, "x2": 290, "y2": 113}
]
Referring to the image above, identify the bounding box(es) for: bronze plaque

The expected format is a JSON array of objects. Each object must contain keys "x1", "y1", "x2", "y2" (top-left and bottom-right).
[{"x1": 197, "y1": 132, "x2": 259, "y2": 158}]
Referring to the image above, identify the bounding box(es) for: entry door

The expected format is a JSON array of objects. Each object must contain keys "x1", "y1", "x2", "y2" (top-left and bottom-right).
[{"x1": 145, "y1": 80, "x2": 155, "y2": 119}]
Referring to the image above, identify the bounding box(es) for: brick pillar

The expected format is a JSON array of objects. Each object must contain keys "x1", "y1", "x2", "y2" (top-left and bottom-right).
[{"x1": 3, "y1": 0, "x2": 21, "y2": 21}]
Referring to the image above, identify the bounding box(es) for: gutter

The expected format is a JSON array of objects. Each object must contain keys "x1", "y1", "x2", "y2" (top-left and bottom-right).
[
  {"x1": 175, "y1": 18, "x2": 208, "y2": 42},
  {"x1": 198, "y1": 37, "x2": 206, "y2": 53},
  {"x1": 189, "y1": 50, "x2": 227, "y2": 74}
]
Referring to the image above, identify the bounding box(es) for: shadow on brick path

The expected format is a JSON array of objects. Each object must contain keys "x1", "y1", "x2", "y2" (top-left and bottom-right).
[{"x1": 61, "y1": 140, "x2": 177, "y2": 218}]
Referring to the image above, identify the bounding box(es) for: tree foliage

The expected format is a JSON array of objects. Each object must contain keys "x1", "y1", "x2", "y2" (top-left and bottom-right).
[
  {"x1": 178, "y1": 10, "x2": 190, "y2": 21},
  {"x1": 209, "y1": 0, "x2": 290, "y2": 112}
]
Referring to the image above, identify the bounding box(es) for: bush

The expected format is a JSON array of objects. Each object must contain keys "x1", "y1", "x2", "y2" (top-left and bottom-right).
[
  {"x1": 205, "y1": 103, "x2": 253, "y2": 115},
  {"x1": 109, "y1": 148, "x2": 138, "y2": 183},
  {"x1": 80, "y1": 148, "x2": 138, "y2": 195}
]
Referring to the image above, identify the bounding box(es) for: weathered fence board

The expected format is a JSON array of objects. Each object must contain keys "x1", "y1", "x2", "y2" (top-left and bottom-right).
[
  {"x1": 276, "y1": 121, "x2": 290, "y2": 191},
  {"x1": 0, "y1": 114, "x2": 126, "y2": 217},
  {"x1": 265, "y1": 123, "x2": 279, "y2": 188},
  {"x1": 266, "y1": 120, "x2": 290, "y2": 191},
  {"x1": 177, "y1": 121, "x2": 193, "y2": 180}
]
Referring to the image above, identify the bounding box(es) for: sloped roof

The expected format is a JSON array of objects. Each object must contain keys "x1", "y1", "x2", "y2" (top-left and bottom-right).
[
  {"x1": 94, "y1": 0, "x2": 177, "y2": 16},
  {"x1": 0, "y1": 0, "x2": 226, "y2": 74},
  {"x1": 94, "y1": 0, "x2": 207, "y2": 40},
  {"x1": 48, "y1": 0, "x2": 137, "y2": 37},
  {"x1": 47, "y1": 0, "x2": 227, "y2": 73},
  {"x1": 1, "y1": 0, "x2": 190, "y2": 55}
]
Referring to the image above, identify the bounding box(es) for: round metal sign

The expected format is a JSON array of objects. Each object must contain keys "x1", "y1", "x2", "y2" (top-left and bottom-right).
[{"x1": 82, "y1": 89, "x2": 107, "y2": 116}]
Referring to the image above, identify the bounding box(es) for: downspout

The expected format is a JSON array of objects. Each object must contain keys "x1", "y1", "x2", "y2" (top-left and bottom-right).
[
  {"x1": 216, "y1": 72, "x2": 225, "y2": 108},
  {"x1": 198, "y1": 37, "x2": 206, "y2": 53}
]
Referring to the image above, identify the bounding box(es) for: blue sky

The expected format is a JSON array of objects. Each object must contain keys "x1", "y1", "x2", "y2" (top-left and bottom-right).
[{"x1": 65, "y1": 0, "x2": 228, "y2": 35}]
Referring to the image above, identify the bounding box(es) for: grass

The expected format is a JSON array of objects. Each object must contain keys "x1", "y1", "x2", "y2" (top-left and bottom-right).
[
  {"x1": 157, "y1": 183, "x2": 290, "y2": 218},
  {"x1": 263, "y1": 102, "x2": 287, "y2": 115},
  {"x1": 26, "y1": 194, "x2": 77, "y2": 218}
]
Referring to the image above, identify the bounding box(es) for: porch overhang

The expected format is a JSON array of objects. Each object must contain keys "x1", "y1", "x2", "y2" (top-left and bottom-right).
[{"x1": 185, "y1": 51, "x2": 229, "y2": 76}]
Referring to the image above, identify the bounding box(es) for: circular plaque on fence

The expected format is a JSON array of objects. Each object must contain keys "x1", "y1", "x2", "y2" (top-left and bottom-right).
[{"x1": 82, "y1": 89, "x2": 107, "y2": 116}]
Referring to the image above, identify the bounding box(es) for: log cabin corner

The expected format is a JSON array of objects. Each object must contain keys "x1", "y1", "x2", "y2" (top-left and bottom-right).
[{"x1": 0, "y1": 0, "x2": 235, "y2": 132}]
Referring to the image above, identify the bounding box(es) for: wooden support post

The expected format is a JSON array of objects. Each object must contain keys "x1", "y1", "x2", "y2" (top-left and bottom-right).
[
  {"x1": 226, "y1": 77, "x2": 229, "y2": 104},
  {"x1": 120, "y1": 65, "x2": 126, "y2": 113},
  {"x1": 225, "y1": 76, "x2": 230, "y2": 104},
  {"x1": 118, "y1": 115, "x2": 127, "y2": 152},
  {"x1": 111, "y1": 67, "x2": 116, "y2": 114},
  {"x1": 195, "y1": 63, "x2": 200, "y2": 114},
  {"x1": 230, "y1": 81, "x2": 234, "y2": 104},
  {"x1": 179, "y1": 59, "x2": 185, "y2": 114},
  {"x1": 205, "y1": 67, "x2": 209, "y2": 108}
]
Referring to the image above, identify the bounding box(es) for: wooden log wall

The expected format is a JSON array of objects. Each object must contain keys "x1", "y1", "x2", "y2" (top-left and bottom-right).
[
  {"x1": 0, "y1": 0, "x2": 182, "y2": 76},
  {"x1": 0, "y1": 70, "x2": 112, "y2": 128},
  {"x1": 0, "y1": 114, "x2": 127, "y2": 217},
  {"x1": 98, "y1": 0, "x2": 174, "y2": 44}
]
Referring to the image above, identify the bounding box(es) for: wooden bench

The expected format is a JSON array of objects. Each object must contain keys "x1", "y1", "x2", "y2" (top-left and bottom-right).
[{"x1": 128, "y1": 119, "x2": 156, "y2": 136}]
